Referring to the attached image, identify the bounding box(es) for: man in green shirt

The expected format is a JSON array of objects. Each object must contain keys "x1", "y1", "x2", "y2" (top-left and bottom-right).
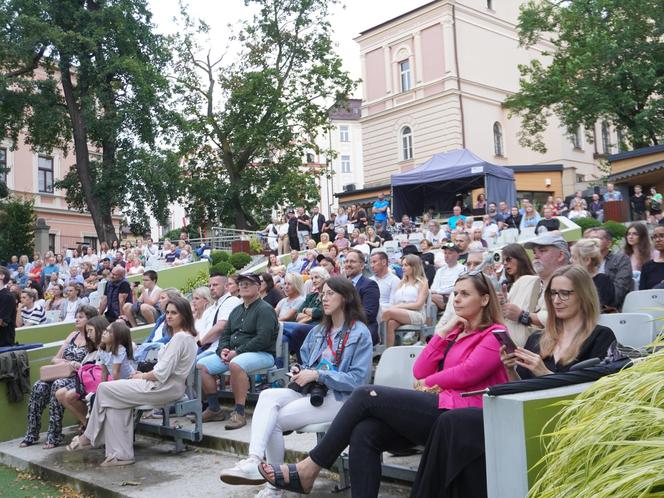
[{"x1": 198, "y1": 273, "x2": 278, "y2": 429}]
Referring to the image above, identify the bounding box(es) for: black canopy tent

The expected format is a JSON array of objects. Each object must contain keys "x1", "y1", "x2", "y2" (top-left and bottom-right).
[{"x1": 390, "y1": 149, "x2": 517, "y2": 219}]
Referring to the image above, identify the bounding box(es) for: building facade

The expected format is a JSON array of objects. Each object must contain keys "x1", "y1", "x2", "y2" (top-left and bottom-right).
[
  {"x1": 354, "y1": 0, "x2": 619, "y2": 208},
  {"x1": 1, "y1": 133, "x2": 120, "y2": 254}
]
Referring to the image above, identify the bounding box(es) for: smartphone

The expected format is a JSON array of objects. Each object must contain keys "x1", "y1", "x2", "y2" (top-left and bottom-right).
[{"x1": 492, "y1": 328, "x2": 517, "y2": 354}]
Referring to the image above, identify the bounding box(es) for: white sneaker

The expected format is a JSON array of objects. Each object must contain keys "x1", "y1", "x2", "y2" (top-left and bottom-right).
[
  {"x1": 220, "y1": 456, "x2": 266, "y2": 485},
  {"x1": 256, "y1": 484, "x2": 284, "y2": 498}
]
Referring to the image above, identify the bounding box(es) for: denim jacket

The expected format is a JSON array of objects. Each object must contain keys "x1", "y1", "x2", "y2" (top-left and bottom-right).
[{"x1": 300, "y1": 320, "x2": 373, "y2": 401}]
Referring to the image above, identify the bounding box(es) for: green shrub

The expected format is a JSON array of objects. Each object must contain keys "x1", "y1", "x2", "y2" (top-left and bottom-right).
[
  {"x1": 181, "y1": 270, "x2": 210, "y2": 294},
  {"x1": 603, "y1": 220, "x2": 627, "y2": 242},
  {"x1": 229, "y1": 251, "x2": 252, "y2": 270},
  {"x1": 573, "y1": 217, "x2": 602, "y2": 232},
  {"x1": 249, "y1": 237, "x2": 264, "y2": 255},
  {"x1": 210, "y1": 250, "x2": 230, "y2": 265},
  {"x1": 211, "y1": 261, "x2": 235, "y2": 276}
]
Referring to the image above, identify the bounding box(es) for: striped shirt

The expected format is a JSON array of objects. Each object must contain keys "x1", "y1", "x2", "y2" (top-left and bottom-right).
[{"x1": 21, "y1": 304, "x2": 47, "y2": 326}]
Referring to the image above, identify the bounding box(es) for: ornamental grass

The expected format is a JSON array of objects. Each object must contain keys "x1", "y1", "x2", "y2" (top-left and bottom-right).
[{"x1": 528, "y1": 341, "x2": 664, "y2": 498}]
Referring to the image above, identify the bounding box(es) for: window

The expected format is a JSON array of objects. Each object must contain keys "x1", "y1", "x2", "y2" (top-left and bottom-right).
[
  {"x1": 341, "y1": 155, "x2": 351, "y2": 173},
  {"x1": 493, "y1": 122, "x2": 504, "y2": 157},
  {"x1": 83, "y1": 236, "x2": 98, "y2": 251},
  {"x1": 617, "y1": 129, "x2": 627, "y2": 152},
  {"x1": 339, "y1": 125, "x2": 350, "y2": 142},
  {"x1": 38, "y1": 155, "x2": 54, "y2": 193},
  {"x1": 306, "y1": 152, "x2": 315, "y2": 163},
  {"x1": 48, "y1": 234, "x2": 56, "y2": 253},
  {"x1": 401, "y1": 127, "x2": 413, "y2": 160},
  {"x1": 0, "y1": 148, "x2": 6, "y2": 184},
  {"x1": 399, "y1": 60, "x2": 411, "y2": 92},
  {"x1": 601, "y1": 121, "x2": 611, "y2": 154},
  {"x1": 571, "y1": 126, "x2": 582, "y2": 149},
  {"x1": 487, "y1": 0, "x2": 493, "y2": 9}
]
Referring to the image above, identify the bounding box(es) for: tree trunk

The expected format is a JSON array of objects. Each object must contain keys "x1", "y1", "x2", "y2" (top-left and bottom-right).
[{"x1": 59, "y1": 62, "x2": 118, "y2": 245}]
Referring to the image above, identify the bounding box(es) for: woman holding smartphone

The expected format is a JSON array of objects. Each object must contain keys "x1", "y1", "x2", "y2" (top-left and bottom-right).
[
  {"x1": 257, "y1": 271, "x2": 507, "y2": 496},
  {"x1": 219, "y1": 277, "x2": 372, "y2": 498}
]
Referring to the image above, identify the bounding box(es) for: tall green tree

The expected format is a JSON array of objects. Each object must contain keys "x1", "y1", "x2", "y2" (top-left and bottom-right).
[
  {"x1": 504, "y1": 0, "x2": 664, "y2": 153},
  {"x1": 173, "y1": 0, "x2": 357, "y2": 230},
  {"x1": 0, "y1": 0, "x2": 182, "y2": 243},
  {"x1": 0, "y1": 196, "x2": 36, "y2": 262}
]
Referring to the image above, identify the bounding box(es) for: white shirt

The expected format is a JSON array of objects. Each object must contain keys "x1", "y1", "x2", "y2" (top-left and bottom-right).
[
  {"x1": 195, "y1": 305, "x2": 216, "y2": 336},
  {"x1": 311, "y1": 214, "x2": 321, "y2": 234},
  {"x1": 208, "y1": 293, "x2": 242, "y2": 351},
  {"x1": 431, "y1": 263, "x2": 466, "y2": 295},
  {"x1": 354, "y1": 243, "x2": 370, "y2": 256},
  {"x1": 371, "y1": 271, "x2": 401, "y2": 308}
]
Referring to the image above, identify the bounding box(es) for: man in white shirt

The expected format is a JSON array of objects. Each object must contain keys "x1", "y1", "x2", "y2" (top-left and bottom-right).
[
  {"x1": 122, "y1": 269, "x2": 162, "y2": 327},
  {"x1": 370, "y1": 251, "x2": 400, "y2": 310},
  {"x1": 430, "y1": 243, "x2": 466, "y2": 311},
  {"x1": 310, "y1": 206, "x2": 325, "y2": 244},
  {"x1": 196, "y1": 273, "x2": 241, "y2": 358},
  {"x1": 354, "y1": 234, "x2": 371, "y2": 256}
]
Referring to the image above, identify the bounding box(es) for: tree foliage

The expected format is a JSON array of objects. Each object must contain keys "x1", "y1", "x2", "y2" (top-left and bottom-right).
[
  {"x1": 0, "y1": 0, "x2": 182, "y2": 243},
  {"x1": 504, "y1": 0, "x2": 664, "y2": 153},
  {"x1": 172, "y1": 0, "x2": 357, "y2": 230},
  {"x1": 0, "y1": 196, "x2": 36, "y2": 262}
]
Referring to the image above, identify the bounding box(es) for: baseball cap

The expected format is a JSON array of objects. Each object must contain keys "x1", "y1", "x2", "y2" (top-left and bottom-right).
[
  {"x1": 316, "y1": 254, "x2": 336, "y2": 266},
  {"x1": 523, "y1": 232, "x2": 569, "y2": 251},
  {"x1": 236, "y1": 273, "x2": 261, "y2": 285},
  {"x1": 442, "y1": 242, "x2": 462, "y2": 253}
]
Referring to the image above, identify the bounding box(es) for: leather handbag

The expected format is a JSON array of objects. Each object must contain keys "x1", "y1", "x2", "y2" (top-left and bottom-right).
[{"x1": 39, "y1": 362, "x2": 76, "y2": 382}]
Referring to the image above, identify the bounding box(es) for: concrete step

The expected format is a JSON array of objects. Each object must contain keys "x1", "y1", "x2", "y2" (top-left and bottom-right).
[{"x1": 0, "y1": 417, "x2": 415, "y2": 498}]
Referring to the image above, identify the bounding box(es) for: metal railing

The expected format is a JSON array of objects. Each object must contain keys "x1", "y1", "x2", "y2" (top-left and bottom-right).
[{"x1": 174, "y1": 227, "x2": 266, "y2": 252}]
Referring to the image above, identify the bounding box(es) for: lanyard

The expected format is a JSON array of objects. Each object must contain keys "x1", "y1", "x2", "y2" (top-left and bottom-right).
[{"x1": 325, "y1": 321, "x2": 354, "y2": 366}]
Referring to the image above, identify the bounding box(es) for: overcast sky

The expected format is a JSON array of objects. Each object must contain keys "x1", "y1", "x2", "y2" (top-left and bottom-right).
[{"x1": 148, "y1": 0, "x2": 432, "y2": 97}]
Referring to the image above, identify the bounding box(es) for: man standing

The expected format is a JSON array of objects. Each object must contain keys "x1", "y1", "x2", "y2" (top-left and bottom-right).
[
  {"x1": 448, "y1": 206, "x2": 466, "y2": 231},
  {"x1": 0, "y1": 267, "x2": 16, "y2": 346},
  {"x1": 372, "y1": 192, "x2": 390, "y2": 228},
  {"x1": 296, "y1": 207, "x2": 311, "y2": 250},
  {"x1": 287, "y1": 209, "x2": 300, "y2": 251},
  {"x1": 98, "y1": 266, "x2": 132, "y2": 322},
  {"x1": 454, "y1": 232, "x2": 471, "y2": 265},
  {"x1": 603, "y1": 183, "x2": 623, "y2": 202},
  {"x1": 198, "y1": 274, "x2": 278, "y2": 429},
  {"x1": 343, "y1": 250, "x2": 380, "y2": 344},
  {"x1": 584, "y1": 227, "x2": 633, "y2": 308},
  {"x1": 630, "y1": 185, "x2": 647, "y2": 221},
  {"x1": 310, "y1": 206, "x2": 325, "y2": 245},
  {"x1": 370, "y1": 251, "x2": 400, "y2": 310},
  {"x1": 535, "y1": 207, "x2": 561, "y2": 233},
  {"x1": 430, "y1": 244, "x2": 466, "y2": 311}
]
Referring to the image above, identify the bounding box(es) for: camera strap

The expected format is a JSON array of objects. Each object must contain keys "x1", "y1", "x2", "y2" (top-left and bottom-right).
[{"x1": 326, "y1": 321, "x2": 354, "y2": 367}]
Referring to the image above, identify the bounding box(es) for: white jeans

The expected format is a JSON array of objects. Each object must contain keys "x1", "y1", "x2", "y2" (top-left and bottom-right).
[{"x1": 248, "y1": 388, "x2": 344, "y2": 464}]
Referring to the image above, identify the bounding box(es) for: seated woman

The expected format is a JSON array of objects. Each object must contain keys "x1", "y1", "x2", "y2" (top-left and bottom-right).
[
  {"x1": 381, "y1": 254, "x2": 429, "y2": 347},
  {"x1": 275, "y1": 273, "x2": 305, "y2": 322},
  {"x1": 315, "y1": 233, "x2": 334, "y2": 254},
  {"x1": 519, "y1": 205, "x2": 541, "y2": 230},
  {"x1": 192, "y1": 286, "x2": 215, "y2": 336},
  {"x1": 299, "y1": 250, "x2": 318, "y2": 275},
  {"x1": 502, "y1": 265, "x2": 616, "y2": 380},
  {"x1": 258, "y1": 271, "x2": 508, "y2": 496},
  {"x1": 66, "y1": 296, "x2": 197, "y2": 466},
  {"x1": 55, "y1": 316, "x2": 109, "y2": 431},
  {"x1": 260, "y1": 272, "x2": 285, "y2": 308},
  {"x1": 266, "y1": 253, "x2": 285, "y2": 279},
  {"x1": 133, "y1": 289, "x2": 182, "y2": 361},
  {"x1": 623, "y1": 222, "x2": 654, "y2": 272},
  {"x1": 282, "y1": 268, "x2": 329, "y2": 361},
  {"x1": 411, "y1": 265, "x2": 617, "y2": 497},
  {"x1": 365, "y1": 226, "x2": 382, "y2": 252},
  {"x1": 20, "y1": 305, "x2": 99, "y2": 449},
  {"x1": 219, "y1": 278, "x2": 373, "y2": 497},
  {"x1": 571, "y1": 239, "x2": 615, "y2": 309},
  {"x1": 60, "y1": 283, "x2": 84, "y2": 322},
  {"x1": 45, "y1": 284, "x2": 65, "y2": 315},
  {"x1": 639, "y1": 226, "x2": 664, "y2": 290}
]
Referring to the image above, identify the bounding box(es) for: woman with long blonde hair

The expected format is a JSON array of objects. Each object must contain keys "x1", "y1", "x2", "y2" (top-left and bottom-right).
[
  {"x1": 381, "y1": 253, "x2": 429, "y2": 347},
  {"x1": 501, "y1": 265, "x2": 616, "y2": 380}
]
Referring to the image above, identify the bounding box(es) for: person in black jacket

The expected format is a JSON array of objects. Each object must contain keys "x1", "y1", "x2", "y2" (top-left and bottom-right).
[
  {"x1": 571, "y1": 239, "x2": 615, "y2": 310},
  {"x1": 343, "y1": 250, "x2": 380, "y2": 344},
  {"x1": 503, "y1": 206, "x2": 522, "y2": 232},
  {"x1": 0, "y1": 266, "x2": 17, "y2": 347}
]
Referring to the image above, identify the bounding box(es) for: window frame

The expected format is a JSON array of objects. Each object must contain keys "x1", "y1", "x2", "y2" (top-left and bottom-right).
[
  {"x1": 399, "y1": 59, "x2": 412, "y2": 92},
  {"x1": 0, "y1": 147, "x2": 7, "y2": 184},
  {"x1": 601, "y1": 121, "x2": 611, "y2": 155},
  {"x1": 493, "y1": 122, "x2": 504, "y2": 157},
  {"x1": 340, "y1": 155, "x2": 351, "y2": 174},
  {"x1": 571, "y1": 126, "x2": 583, "y2": 150},
  {"x1": 38, "y1": 155, "x2": 54, "y2": 194},
  {"x1": 339, "y1": 125, "x2": 350, "y2": 143},
  {"x1": 401, "y1": 126, "x2": 413, "y2": 161}
]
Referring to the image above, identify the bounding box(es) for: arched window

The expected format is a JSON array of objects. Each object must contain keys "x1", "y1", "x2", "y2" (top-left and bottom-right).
[
  {"x1": 601, "y1": 121, "x2": 611, "y2": 154},
  {"x1": 493, "y1": 122, "x2": 504, "y2": 157},
  {"x1": 401, "y1": 126, "x2": 413, "y2": 160}
]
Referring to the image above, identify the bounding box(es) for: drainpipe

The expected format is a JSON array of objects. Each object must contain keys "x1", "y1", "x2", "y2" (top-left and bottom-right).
[{"x1": 452, "y1": 5, "x2": 466, "y2": 149}]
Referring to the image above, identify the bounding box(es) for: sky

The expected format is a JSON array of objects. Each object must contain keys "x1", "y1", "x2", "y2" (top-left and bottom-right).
[{"x1": 148, "y1": 0, "x2": 433, "y2": 97}]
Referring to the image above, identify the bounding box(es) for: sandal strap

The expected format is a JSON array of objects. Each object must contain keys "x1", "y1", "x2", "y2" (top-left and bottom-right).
[{"x1": 272, "y1": 464, "x2": 286, "y2": 487}]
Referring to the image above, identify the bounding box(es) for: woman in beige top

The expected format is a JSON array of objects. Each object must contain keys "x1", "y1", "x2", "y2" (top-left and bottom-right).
[{"x1": 66, "y1": 296, "x2": 197, "y2": 466}]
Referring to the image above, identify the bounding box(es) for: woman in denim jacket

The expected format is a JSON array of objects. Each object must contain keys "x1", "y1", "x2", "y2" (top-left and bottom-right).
[{"x1": 220, "y1": 277, "x2": 372, "y2": 497}]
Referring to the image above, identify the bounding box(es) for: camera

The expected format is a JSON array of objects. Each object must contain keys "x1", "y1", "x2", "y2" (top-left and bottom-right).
[{"x1": 288, "y1": 380, "x2": 329, "y2": 407}]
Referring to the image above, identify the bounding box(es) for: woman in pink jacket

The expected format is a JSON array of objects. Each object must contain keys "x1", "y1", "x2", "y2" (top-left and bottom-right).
[{"x1": 256, "y1": 272, "x2": 507, "y2": 497}]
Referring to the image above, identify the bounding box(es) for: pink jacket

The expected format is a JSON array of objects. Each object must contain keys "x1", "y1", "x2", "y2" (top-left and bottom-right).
[{"x1": 412, "y1": 323, "x2": 508, "y2": 409}]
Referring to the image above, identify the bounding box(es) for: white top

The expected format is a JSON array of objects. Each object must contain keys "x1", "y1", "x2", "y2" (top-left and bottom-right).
[
  {"x1": 207, "y1": 293, "x2": 242, "y2": 351},
  {"x1": 431, "y1": 263, "x2": 466, "y2": 295},
  {"x1": 194, "y1": 305, "x2": 216, "y2": 336},
  {"x1": 391, "y1": 281, "x2": 421, "y2": 305},
  {"x1": 371, "y1": 272, "x2": 401, "y2": 308},
  {"x1": 354, "y1": 243, "x2": 371, "y2": 256},
  {"x1": 276, "y1": 295, "x2": 306, "y2": 319},
  {"x1": 97, "y1": 345, "x2": 135, "y2": 379}
]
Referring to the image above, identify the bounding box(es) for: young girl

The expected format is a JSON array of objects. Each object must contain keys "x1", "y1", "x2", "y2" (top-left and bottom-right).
[
  {"x1": 98, "y1": 321, "x2": 136, "y2": 380},
  {"x1": 55, "y1": 316, "x2": 110, "y2": 429}
]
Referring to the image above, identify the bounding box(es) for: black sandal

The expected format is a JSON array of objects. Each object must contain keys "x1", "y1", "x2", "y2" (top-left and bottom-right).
[
  {"x1": 19, "y1": 439, "x2": 37, "y2": 448},
  {"x1": 258, "y1": 462, "x2": 310, "y2": 494}
]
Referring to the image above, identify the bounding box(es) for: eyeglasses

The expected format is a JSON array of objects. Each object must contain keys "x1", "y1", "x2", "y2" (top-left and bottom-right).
[
  {"x1": 652, "y1": 234, "x2": 664, "y2": 240},
  {"x1": 503, "y1": 256, "x2": 513, "y2": 263},
  {"x1": 320, "y1": 290, "x2": 337, "y2": 300},
  {"x1": 550, "y1": 289, "x2": 575, "y2": 301}
]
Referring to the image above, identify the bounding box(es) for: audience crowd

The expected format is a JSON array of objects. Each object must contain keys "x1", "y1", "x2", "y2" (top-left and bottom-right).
[{"x1": 2, "y1": 186, "x2": 663, "y2": 497}]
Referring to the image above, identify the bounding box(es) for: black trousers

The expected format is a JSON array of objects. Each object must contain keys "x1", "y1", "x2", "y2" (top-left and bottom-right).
[
  {"x1": 311, "y1": 233, "x2": 321, "y2": 244},
  {"x1": 288, "y1": 234, "x2": 300, "y2": 251},
  {"x1": 308, "y1": 385, "x2": 442, "y2": 498}
]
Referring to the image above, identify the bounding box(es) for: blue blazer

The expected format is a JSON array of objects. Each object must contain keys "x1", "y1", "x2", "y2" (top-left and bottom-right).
[
  {"x1": 300, "y1": 321, "x2": 373, "y2": 401},
  {"x1": 355, "y1": 275, "x2": 380, "y2": 344}
]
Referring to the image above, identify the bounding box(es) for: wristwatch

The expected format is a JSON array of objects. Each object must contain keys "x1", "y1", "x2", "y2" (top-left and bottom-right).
[{"x1": 518, "y1": 310, "x2": 532, "y2": 326}]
